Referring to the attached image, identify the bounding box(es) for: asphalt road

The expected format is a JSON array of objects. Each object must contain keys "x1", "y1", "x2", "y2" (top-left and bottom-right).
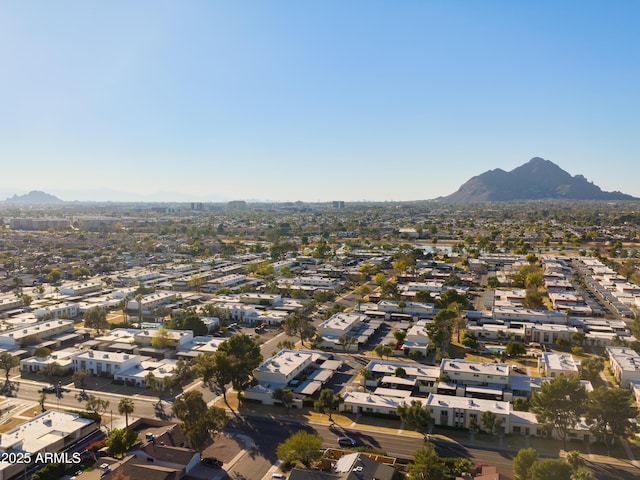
[
  {"x1": 10, "y1": 377, "x2": 169, "y2": 423},
  {"x1": 224, "y1": 415, "x2": 640, "y2": 480},
  {"x1": 225, "y1": 415, "x2": 516, "y2": 478}
]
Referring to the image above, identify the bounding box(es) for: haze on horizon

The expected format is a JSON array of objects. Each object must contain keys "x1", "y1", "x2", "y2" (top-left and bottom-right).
[{"x1": 1, "y1": 1, "x2": 639, "y2": 203}]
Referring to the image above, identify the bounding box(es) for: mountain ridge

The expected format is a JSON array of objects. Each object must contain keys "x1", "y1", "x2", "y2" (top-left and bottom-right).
[
  {"x1": 437, "y1": 157, "x2": 636, "y2": 203},
  {"x1": 4, "y1": 190, "x2": 63, "y2": 204}
]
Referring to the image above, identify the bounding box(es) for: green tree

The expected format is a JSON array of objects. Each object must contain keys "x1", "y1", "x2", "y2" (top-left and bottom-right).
[
  {"x1": 585, "y1": 386, "x2": 638, "y2": 455},
  {"x1": 21, "y1": 293, "x2": 33, "y2": 307},
  {"x1": 118, "y1": 398, "x2": 135, "y2": 428},
  {"x1": 530, "y1": 376, "x2": 587, "y2": 451},
  {"x1": 30, "y1": 462, "x2": 66, "y2": 480},
  {"x1": 86, "y1": 395, "x2": 110, "y2": 424},
  {"x1": 443, "y1": 274, "x2": 461, "y2": 287},
  {"x1": 0, "y1": 352, "x2": 19, "y2": 386},
  {"x1": 150, "y1": 326, "x2": 171, "y2": 348},
  {"x1": 71, "y1": 266, "x2": 91, "y2": 278},
  {"x1": 564, "y1": 450, "x2": 584, "y2": 472},
  {"x1": 144, "y1": 371, "x2": 164, "y2": 404},
  {"x1": 277, "y1": 340, "x2": 295, "y2": 351},
  {"x1": 105, "y1": 428, "x2": 138, "y2": 457},
  {"x1": 72, "y1": 369, "x2": 90, "y2": 392},
  {"x1": 414, "y1": 290, "x2": 433, "y2": 303},
  {"x1": 38, "y1": 361, "x2": 69, "y2": 379},
  {"x1": 314, "y1": 388, "x2": 343, "y2": 421},
  {"x1": 276, "y1": 431, "x2": 323, "y2": 468},
  {"x1": 33, "y1": 346, "x2": 51, "y2": 358},
  {"x1": 425, "y1": 308, "x2": 456, "y2": 354},
  {"x1": 513, "y1": 398, "x2": 530, "y2": 412},
  {"x1": 513, "y1": 447, "x2": 538, "y2": 480},
  {"x1": 373, "y1": 272, "x2": 386, "y2": 285},
  {"x1": 374, "y1": 344, "x2": 393, "y2": 360},
  {"x1": 580, "y1": 357, "x2": 604, "y2": 382},
  {"x1": 134, "y1": 293, "x2": 144, "y2": 322},
  {"x1": 46, "y1": 269, "x2": 63, "y2": 284},
  {"x1": 393, "y1": 330, "x2": 407, "y2": 345},
  {"x1": 197, "y1": 351, "x2": 233, "y2": 410},
  {"x1": 570, "y1": 469, "x2": 593, "y2": 480},
  {"x1": 522, "y1": 290, "x2": 545, "y2": 309},
  {"x1": 461, "y1": 331, "x2": 478, "y2": 349},
  {"x1": 396, "y1": 400, "x2": 432, "y2": 435},
  {"x1": 360, "y1": 367, "x2": 373, "y2": 390},
  {"x1": 394, "y1": 366, "x2": 407, "y2": 378},
  {"x1": 525, "y1": 271, "x2": 544, "y2": 289},
  {"x1": 407, "y1": 443, "x2": 447, "y2": 480},
  {"x1": 505, "y1": 341, "x2": 527, "y2": 357},
  {"x1": 197, "y1": 334, "x2": 262, "y2": 413},
  {"x1": 283, "y1": 314, "x2": 316, "y2": 347},
  {"x1": 83, "y1": 307, "x2": 109, "y2": 334},
  {"x1": 217, "y1": 333, "x2": 263, "y2": 394},
  {"x1": 174, "y1": 357, "x2": 194, "y2": 381},
  {"x1": 381, "y1": 280, "x2": 401, "y2": 300},
  {"x1": 438, "y1": 288, "x2": 469, "y2": 309},
  {"x1": 480, "y1": 410, "x2": 504, "y2": 436},
  {"x1": 337, "y1": 333, "x2": 356, "y2": 353},
  {"x1": 173, "y1": 390, "x2": 228, "y2": 450},
  {"x1": 165, "y1": 307, "x2": 208, "y2": 336},
  {"x1": 529, "y1": 458, "x2": 572, "y2": 480},
  {"x1": 273, "y1": 388, "x2": 295, "y2": 413}
]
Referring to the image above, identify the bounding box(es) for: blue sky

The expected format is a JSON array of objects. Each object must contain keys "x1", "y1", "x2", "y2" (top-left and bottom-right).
[{"x1": 1, "y1": 1, "x2": 639, "y2": 202}]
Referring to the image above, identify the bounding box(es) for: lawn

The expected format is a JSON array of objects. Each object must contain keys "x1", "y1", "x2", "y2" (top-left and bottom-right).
[{"x1": 0, "y1": 416, "x2": 24, "y2": 433}]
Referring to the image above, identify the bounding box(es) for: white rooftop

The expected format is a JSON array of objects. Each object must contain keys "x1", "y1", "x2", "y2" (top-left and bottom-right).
[
  {"x1": 441, "y1": 359, "x2": 510, "y2": 376},
  {"x1": 427, "y1": 393, "x2": 511, "y2": 414},
  {"x1": 541, "y1": 352, "x2": 579, "y2": 373},
  {"x1": 0, "y1": 410, "x2": 94, "y2": 453},
  {"x1": 255, "y1": 349, "x2": 312, "y2": 377},
  {"x1": 607, "y1": 347, "x2": 640, "y2": 372}
]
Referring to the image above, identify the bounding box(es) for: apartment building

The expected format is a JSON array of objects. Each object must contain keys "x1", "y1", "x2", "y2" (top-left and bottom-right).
[
  {"x1": 607, "y1": 346, "x2": 640, "y2": 388},
  {"x1": 72, "y1": 350, "x2": 141, "y2": 377},
  {"x1": 538, "y1": 352, "x2": 580, "y2": 378},
  {"x1": 0, "y1": 410, "x2": 98, "y2": 480},
  {"x1": 0, "y1": 319, "x2": 74, "y2": 348}
]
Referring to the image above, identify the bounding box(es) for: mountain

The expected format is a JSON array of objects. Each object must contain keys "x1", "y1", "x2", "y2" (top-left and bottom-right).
[
  {"x1": 438, "y1": 157, "x2": 637, "y2": 203},
  {"x1": 3, "y1": 190, "x2": 64, "y2": 204}
]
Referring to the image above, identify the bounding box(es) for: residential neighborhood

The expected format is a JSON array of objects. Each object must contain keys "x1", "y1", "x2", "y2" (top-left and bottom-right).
[{"x1": 0, "y1": 200, "x2": 639, "y2": 480}]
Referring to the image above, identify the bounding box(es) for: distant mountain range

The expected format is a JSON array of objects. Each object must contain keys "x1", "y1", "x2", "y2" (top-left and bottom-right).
[
  {"x1": 3, "y1": 159, "x2": 635, "y2": 205},
  {"x1": 437, "y1": 157, "x2": 637, "y2": 203},
  {"x1": 4, "y1": 190, "x2": 63, "y2": 204}
]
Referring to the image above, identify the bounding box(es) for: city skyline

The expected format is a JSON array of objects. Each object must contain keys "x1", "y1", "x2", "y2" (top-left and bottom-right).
[{"x1": 1, "y1": 2, "x2": 639, "y2": 202}]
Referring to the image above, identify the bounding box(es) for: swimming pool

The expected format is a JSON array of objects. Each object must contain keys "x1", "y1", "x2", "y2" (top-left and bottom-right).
[{"x1": 485, "y1": 345, "x2": 506, "y2": 354}]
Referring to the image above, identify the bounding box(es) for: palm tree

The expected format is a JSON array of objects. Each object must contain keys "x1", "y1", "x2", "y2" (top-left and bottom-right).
[
  {"x1": 135, "y1": 294, "x2": 144, "y2": 324},
  {"x1": 122, "y1": 293, "x2": 132, "y2": 326},
  {"x1": 360, "y1": 368, "x2": 373, "y2": 391},
  {"x1": 118, "y1": 398, "x2": 135, "y2": 428}
]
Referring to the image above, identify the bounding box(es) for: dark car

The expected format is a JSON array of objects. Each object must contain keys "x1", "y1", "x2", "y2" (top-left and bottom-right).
[
  {"x1": 201, "y1": 457, "x2": 223, "y2": 468},
  {"x1": 39, "y1": 385, "x2": 57, "y2": 394},
  {"x1": 337, "y1": 437, "x2": 357, "y2": 447}
]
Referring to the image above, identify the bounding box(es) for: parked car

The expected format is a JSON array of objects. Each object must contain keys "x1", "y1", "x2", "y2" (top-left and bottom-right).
[
  {"x1": 201, "y1": 457, "x2": 223, "y2": 468},
  {"x1": 337, "y1": 436, "x2": 357, "y2": 447}
]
